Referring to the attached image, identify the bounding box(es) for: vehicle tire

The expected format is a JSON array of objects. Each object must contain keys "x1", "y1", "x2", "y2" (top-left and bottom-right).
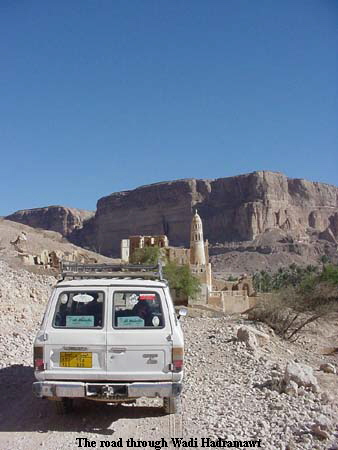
[
  {"x1": 163, "y1": 396, "x2": 181, "y2": 414},
  {"x1": 54, "y1": 398, "x2": 74, "y2": 415}
]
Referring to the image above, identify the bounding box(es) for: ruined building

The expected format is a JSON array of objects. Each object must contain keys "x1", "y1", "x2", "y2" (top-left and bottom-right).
[
  {"x1": 121, "y1": 210, "x2": 256, "y2": 311},
  {"x1": 120, "y1": 211, "x2": 212, "y2": 298}
]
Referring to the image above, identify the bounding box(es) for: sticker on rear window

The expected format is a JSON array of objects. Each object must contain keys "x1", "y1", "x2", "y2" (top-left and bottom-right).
[
  {"x1": 127, "y1": 293, "x2": 139, "y2": 308},
  {"x1": 60, "y1": 294, "x2": 68, "y2": 304},
  {"x1": 117, "y1": 316, "x2": 145, "y2": 327},
  {"x1": 73, "y1": 294, "x2": 94, "y2": 303},
  {"x1": 66, "y1": 316, "x2": 94, "y2": 327},
  {"x1": 139, "y1": 294, "x2": 156, "y2": 301},
  {"x1": 152, "y1": 316, "x2": 160, "y2": 327}
]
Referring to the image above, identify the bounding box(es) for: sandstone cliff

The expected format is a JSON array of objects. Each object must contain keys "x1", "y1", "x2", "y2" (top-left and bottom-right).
[
  {"x1": 6, "y1": 171, "x2": 338, "y2": 262},
  {"x1": 6, "y1": 206, "x2": 94, "y2": 237},
  {"x1": 69, "y1": 171, "x2": 338, "y2": 257}
]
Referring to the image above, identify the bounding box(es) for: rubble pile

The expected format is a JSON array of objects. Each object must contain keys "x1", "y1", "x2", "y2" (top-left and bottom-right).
[
  {"x1": 0, "y1": 260, "x2": 55, "y2": 368},
  {"x1": 182, "y1": 318, "x2": 338, "y2": 450}
]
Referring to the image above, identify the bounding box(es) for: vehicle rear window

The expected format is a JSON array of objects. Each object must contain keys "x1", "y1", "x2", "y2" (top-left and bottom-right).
[
  {"x1": 53, "y1": 291, "x2": 104, "y2": 328},
  {"x1": 113, "y1": 291, "x2": 164, "y2": 329}
]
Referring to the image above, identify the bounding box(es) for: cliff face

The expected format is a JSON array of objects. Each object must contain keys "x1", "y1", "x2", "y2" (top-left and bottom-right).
[
  {"x1": 70, "y1": 171, "x2": 338, "y2": 256},
  {"x1": 6, "y1": 171, "x2": 338, "y2": 258},
  {"x1": 6, "y1": 206, "x2": 94, "y2": 237}
]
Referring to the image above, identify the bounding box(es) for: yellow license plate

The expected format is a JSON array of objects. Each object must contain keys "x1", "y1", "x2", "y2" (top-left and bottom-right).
[{"x1": 60, "y1": 352, "x2": 92, "y2": 368}]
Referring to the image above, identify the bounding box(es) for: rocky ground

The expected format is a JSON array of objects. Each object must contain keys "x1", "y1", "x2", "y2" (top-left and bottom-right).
[
  {"x1": 182, "y1": 315, "x2": 338, "y2": 450},
  {"x1": 0, "y1": 260, "x2": 337, "y2": 450},
  {"x1": 210, "y1": 229, "x2": 338, "y2": 276}
]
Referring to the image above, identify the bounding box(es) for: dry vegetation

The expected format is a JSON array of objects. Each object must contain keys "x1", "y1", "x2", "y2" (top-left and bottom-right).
[{"x1": 249, "y1": 265, "x2": 338, "y2": 342}]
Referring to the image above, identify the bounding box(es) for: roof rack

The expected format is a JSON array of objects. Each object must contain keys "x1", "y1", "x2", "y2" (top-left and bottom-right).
[{"x1": 59, "y1": 261, "x2": 165, "y2": 282}]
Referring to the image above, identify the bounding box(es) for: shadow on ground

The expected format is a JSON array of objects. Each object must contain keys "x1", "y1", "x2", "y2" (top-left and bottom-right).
[{"x1": 0, "y1": 364, "x2": 164, "y2": 435}]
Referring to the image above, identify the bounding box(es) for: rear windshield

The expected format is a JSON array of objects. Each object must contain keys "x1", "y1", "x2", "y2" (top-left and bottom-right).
[
  {"x1": 113, "y1": 291, "x2": 164, "y2": 329},
  {"x1": 53, "y1": 291, "x2": 104, "y2": 329}
]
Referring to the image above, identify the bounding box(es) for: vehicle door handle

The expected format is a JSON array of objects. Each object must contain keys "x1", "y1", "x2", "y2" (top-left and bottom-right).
[{"x1": 110, "y1": 348, "x2": 126, "y2": 353}]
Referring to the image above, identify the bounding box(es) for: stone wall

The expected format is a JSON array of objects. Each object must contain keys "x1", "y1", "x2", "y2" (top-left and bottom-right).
[
  {"x1": 166, "y1": 247, "x2": 190, "y2": 265},
  {"x1": 208, "y1": 291, "x2": 257, "y2": 314}
]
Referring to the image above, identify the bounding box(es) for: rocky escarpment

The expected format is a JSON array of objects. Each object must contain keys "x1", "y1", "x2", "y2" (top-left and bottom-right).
[
  {"x1": 6, "y1": 206, "x2": 94, "y2": 237},
  {"x1": 71, "y1": 171, "x2": 338, "y2": 256},
  {"x1": 6, "y1": 171, "x2": 338, "y2": 259},
  {"x1": 70, "y1": 179, "x2": 206, "y2": 254}
]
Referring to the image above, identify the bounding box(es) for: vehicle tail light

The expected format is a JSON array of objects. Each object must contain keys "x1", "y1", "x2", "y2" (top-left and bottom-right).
[
  {"x1": 34, "y1": 346, "x2": 44, "y2": 371},
  {"x1": 172, "y1": 347, "x2": 184, "y2": 372}
]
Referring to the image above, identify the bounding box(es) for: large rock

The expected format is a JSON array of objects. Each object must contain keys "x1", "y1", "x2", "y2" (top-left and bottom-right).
[
  {"x1": 283, "y1": 362, "x2": 319, "y2": 393},
  {"x1": 237, "y1": 325, "x2": 270, "y2": 346},
  {"x1": 319, "y1": 363, "x2": 336, "y2": 374},
  {"x1": 6, "y1": 206, "x2": 94, "y2": 237},
  {"x1": 237, "y1": 326, "x2": 258, "y2": 352}
]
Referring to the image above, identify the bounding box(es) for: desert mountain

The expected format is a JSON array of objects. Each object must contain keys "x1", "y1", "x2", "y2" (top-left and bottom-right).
[
  {"x1": 5, "y1": 171, "x2": 338, "y2": 273},
  {"x1": 6, "y1": 206, "x2": 94, "y2": 237}
]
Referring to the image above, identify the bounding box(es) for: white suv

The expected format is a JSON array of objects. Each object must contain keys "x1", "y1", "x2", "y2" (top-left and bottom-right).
[{"x1": 33, "y1": 263, "x2": 186, "y2": 415}]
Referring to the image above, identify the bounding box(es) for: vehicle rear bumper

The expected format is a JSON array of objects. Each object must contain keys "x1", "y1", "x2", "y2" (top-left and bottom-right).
[{"x1": 33, "y1": 381, "x2": 183, "y2": 399}]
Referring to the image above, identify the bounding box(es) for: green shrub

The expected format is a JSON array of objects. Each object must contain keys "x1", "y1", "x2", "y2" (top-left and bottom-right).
[
  {"x1": 163, "y1": 262, "x2": 201, "y2": 299},
  {"x1": 130, "y1": 246, "x2": 163, "y2": 265},
  {"x1": 253, "y1": 264, "x2": 320, "y2": 293},
  {"x1": 129, "y1": 248, "x2": 201, "y2": 299}
]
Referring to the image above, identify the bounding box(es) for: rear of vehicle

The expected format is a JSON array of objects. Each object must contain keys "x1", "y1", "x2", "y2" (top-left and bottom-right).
[{"x1": 33, "y1": 263, "x2": 184, "y2": 414}]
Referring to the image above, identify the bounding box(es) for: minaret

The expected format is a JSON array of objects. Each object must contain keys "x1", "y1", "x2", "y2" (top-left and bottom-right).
[{"x1": 190, "y1": 210, "x2": 206, "y2": 265}]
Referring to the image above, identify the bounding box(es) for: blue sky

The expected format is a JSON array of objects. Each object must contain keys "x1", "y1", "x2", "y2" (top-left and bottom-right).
[{"x1": 1, "y1": 0, "x2": 337, "y2": 215}]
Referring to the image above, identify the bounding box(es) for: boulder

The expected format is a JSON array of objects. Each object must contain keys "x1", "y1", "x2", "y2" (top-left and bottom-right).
[
  {"x1": 319, "y1": 363, "x2": 336, "y2": 374},
  {"x1": 283, "y1": 362, "x2": 319, "y2": 393},
  {"x1": 240, "y1": 325, "x2": 270, "y2": 345},
  {"x1": 237, "y1": 326, "x2": 258, "y2": 352}
]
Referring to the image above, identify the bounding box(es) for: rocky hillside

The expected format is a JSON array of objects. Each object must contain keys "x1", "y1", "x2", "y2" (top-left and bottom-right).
[
  {"x1": 210, "y1": 228, "x2": 338, "y2": 276},
  {"x1": 0, "y1": 219, "x2": 117, "y2": 269},
  {"x1": 5, "y1": 171, "x2": 338, "y2": 271},
  {"x1": 6, "y1": 206, "x2": 94, "y2": 236}
]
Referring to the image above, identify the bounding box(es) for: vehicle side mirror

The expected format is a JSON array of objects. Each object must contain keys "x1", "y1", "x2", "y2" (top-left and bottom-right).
[{"x1": 177, "y1": 307, "x2": 188, "y2": 320}]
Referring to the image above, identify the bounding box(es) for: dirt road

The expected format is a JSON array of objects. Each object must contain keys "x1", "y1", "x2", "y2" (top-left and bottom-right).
[{"x1": 0, "y1": 363, "x2": 184, "y2": 450}]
